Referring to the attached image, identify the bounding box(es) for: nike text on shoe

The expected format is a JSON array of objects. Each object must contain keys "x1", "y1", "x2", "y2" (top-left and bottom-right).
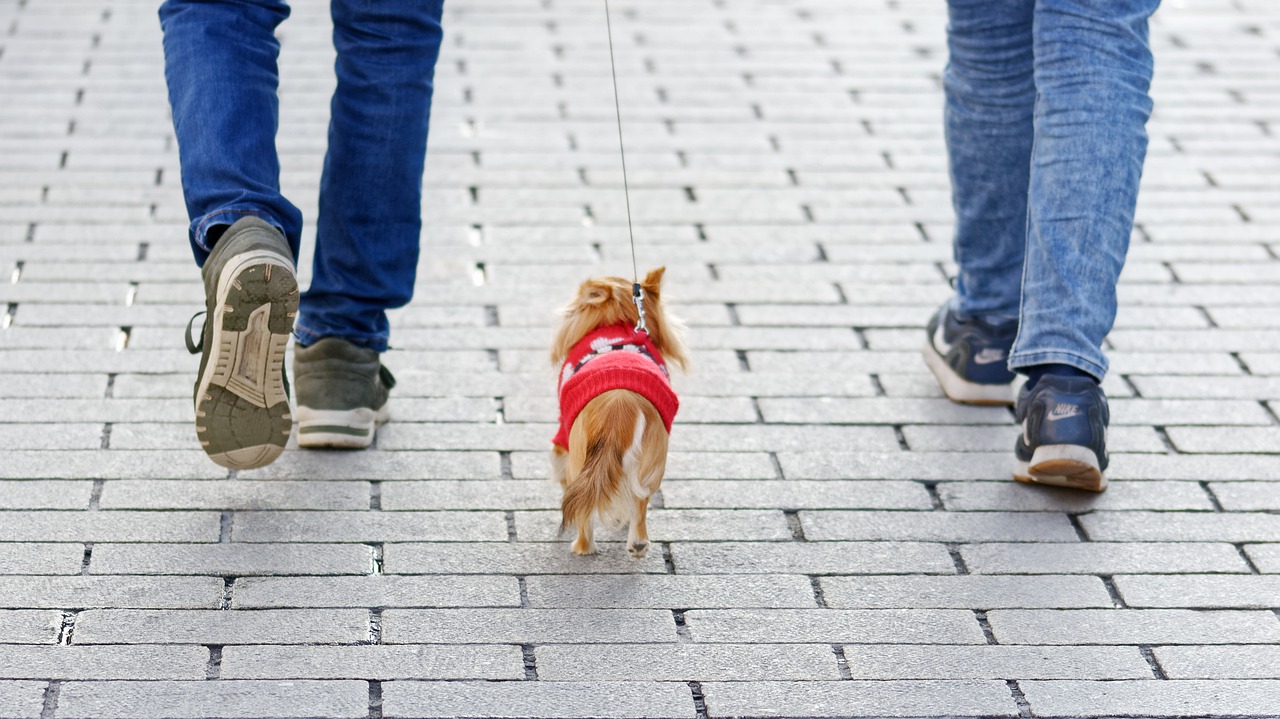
[
  {"x1": 293, "y1": 337, "x2": 395, "y2": 449},
  {"x1": 922, "y1": 303, "x2": 1018, "y2": 405},
  {"x1": 187, "y1": 217, "x2": 297, "y2": 470},
  {"x1": 1014, "y1": 375, "x2": 1110, "y2": 492}
]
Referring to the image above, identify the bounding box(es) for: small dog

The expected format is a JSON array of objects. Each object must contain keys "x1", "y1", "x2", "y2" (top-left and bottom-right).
[{"x1": 550, "y1": 267, "x2": 688, "y2": 558}]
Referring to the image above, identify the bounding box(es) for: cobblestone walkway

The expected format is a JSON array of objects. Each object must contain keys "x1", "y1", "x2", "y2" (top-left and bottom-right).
[{"x1": 2, "y1": 0, "x2": 1280, "y2": 717}]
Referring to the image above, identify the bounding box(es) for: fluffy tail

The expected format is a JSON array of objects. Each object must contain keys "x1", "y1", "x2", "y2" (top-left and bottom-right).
[{"x1": 559, "y1": 390, "x2": 643, "y2": 536}]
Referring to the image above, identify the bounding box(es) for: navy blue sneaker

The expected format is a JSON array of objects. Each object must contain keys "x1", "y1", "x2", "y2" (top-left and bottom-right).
[
  {"x1": 1014, "y1": 375, "x2": 1109, "y2": 492},
  {"x1": 922, "y1": 303, "x2": 1017, "y2": 405}
]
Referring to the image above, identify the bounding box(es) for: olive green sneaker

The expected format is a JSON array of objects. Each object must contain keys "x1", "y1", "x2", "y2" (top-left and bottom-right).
[
  {"x1": 293, "y1": 337, "x2": 395, "y2": 449},
  {"x1": 185, "y1": 217, "x2": 297, "y2": 469}
]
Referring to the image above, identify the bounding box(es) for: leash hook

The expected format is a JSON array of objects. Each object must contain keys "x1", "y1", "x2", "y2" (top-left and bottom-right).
[{"x1": 632, "y1": 282, "x2": 648, "y2": 334}]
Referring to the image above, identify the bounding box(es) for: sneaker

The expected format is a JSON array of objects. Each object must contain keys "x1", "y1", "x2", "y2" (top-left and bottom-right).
[
  {"x1": 293, "y1": 337, "x2": 395, "y2": 449},
  {"x1": 186, "y1": 217, "x2": 297, "y2": 469},
  {"x1": 922, "y1": 302, "x2": 1017, "y2": 405},
  {"x1": 1014, "y1": 375, "x2": 1109, "y2": 492}
]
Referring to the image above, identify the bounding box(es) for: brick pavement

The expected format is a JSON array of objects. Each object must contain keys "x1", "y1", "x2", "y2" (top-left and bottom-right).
[{"x1": 1, "y1": 0, "x2": 1279, "y2": 717}]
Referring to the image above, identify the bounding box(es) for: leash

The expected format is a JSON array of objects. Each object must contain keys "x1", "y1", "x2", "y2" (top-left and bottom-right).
[{"x1": 603, "y1": 0, "x2": 648, "y2": 334}]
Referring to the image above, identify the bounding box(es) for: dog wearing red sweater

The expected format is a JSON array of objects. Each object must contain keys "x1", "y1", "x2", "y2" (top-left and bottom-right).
[{"x1": 550, "y1": 268, "x2": 688, "y2": 557}]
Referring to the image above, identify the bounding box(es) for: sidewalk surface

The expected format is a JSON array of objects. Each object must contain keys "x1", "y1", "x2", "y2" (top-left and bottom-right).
[{"x1": 2, "y1": 1, "x2": 1280, "y2": 717}]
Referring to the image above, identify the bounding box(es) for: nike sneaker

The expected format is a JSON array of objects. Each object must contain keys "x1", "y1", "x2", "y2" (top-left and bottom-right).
[
  {"x1": 922, "y1": 302, "x2": 1017, "y2": 405},
  {"x1": 1014, "y1": 374, "x2": 1109, "y2": 492}
]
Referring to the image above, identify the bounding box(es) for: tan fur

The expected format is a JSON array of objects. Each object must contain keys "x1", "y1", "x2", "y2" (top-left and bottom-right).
[{"x1": 550, "y1": 267, "x2": 684, "y2": 558}]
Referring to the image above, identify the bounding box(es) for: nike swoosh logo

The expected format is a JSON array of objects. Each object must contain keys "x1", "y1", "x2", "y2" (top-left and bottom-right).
[
  {"x1": 973, "y1": 349, "x2": 1005, "y2": 365},
  {"x1": 932, "y1": 323, "x2": 951, "y2": 355}
]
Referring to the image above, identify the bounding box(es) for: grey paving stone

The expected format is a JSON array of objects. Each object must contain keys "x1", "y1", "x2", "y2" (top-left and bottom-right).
[
  {"x1": 1107, "y1": 453, "x2": 1280, "y2": 481},
  {"x1": 1079, "y1": 511, "x2": 1280, "y2": 542},
  {"x1": 73, "y1": 609, "x2": 369, "y2": 645},
  {"x1": 1246, "y1": 544, "x2": 1280, "y2": 573},
  {"x1": 0, "y1": 645, "x2": 206, "y2": 680},
  {"x1": 230, "y1": 511, "x2": 507, "y2": 543},
  {"x1": 237, "y1": 450, "x2": 499, "y2": 480},
  {"x1": 0, "y1": 511, "x2": 219, "y2": 542},
  {"x1": 819, "y1": 575, "x2": 1113, "y2": 609},
  {"x1": 838, "y1": 645, "x2": 1152, "y2": 680},
  {"x1": 1166, "y1": 426, "x2": 1280, "y2": 453},
  {"x1": 961, "y1": 542, "x2": 1250, "y2": 575},
  {"x1": 658, "y1": 479, "x2": 934, "y2": 510},
  {"x1": 0, "y1": 576, "x2": 222, "y2": 609},
  {"x1": 232, "y1": 575, "x2": 520, "y2": 609},
  {"x1": 381, "y1": 609, "x2": 676, "y2": 644},
  {"x1": 671, "y1": 541, "x2": 956, "y2": 575},
  {"x1": 89, "y1": 543, "x2": 373, "y2": 576},
  {"x1": 683, "y1": 609, "x2": 986, "y2": 644},
  {"x1": 758, "y1": 397, "x2": 1013, "y2": 425},
  {"x1": 801, "y1": 510, "x2": 1080, "y2": 542},
  {"x1": 0, "y1": 610, "x2": 60, "y2": 644},
  {"x1": 515, "y1": 509, "x2": 792, "y2": 542},
  {"x1": 1208, "y1": 481, "x2": 1280, "y2": 510},
  {"x1": 1155, "y1": 646, "x2": 1280, "y2": 679},
  {"x1": 220, "y1": 645, "x2": 523, "y2": 680},
  {"x1": 384, "y1": 543, "x2": 670, "y2": 575},
  {"x1": 0, "y1": 544, "x2": 82, "y2": 576},
  {"x1": 0, "y1": 424, "x2": 103, "y2": 450},
  {"x1": 779, "y1": 451, "x2": 1009, "y2": 480},
  {"x1": 0, "y1": 451, "x2": 228, "y2": 480},
  {"x1": 535, "y1": 643, "x2": 842, "y2": 681},
  {"x1": 54, "y1": 680, "x2": 368, "y2": 719},
  {"x1": 670, "y1": 424, "x2": 901, "y2": 453},
  {"x1": 987, "y1": 609, "x2": 1280, "y2": 645},
  {"x1": 1018, "y1": 679, "x2": 1280, "y2": 718},
  {"x1": 98, "y1": 480, "x2": 371, "y2": 510},
  {"x1": 382, "y1": 480, "x2": 558, "y2": 510},
  {"x1": 937, "y1": 480, "x2": 1215, "y2": 511},
  {"x1": 700, "y1": 680, "x2": 1018, "y2": 718},
  {"x1": 381, "y1": 680, "x2": 695, "y2": 719},
  {"x1": 1113, "y1": 574, "x2": 1280, "y2": 609},
  {"x1": 524, "y1": 574, "x2": 816, "y2": 609},
  {"x1": 0, "y1": 481, "x2": 94, "y2": 510},
  {"x1": 0, "y1": 680, "x2": 43, "y2": 719}
]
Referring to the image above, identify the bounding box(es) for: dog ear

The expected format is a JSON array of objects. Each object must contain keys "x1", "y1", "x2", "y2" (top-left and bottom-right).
[
  {"x1": 641, "y1": 266, "x2": 666, "y2": 296},
  {"x1": 579, "y1": 280, "x2": 612, "y2": 305}
]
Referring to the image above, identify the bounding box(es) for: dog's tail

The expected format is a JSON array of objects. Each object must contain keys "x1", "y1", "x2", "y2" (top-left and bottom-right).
[{"x1": 560, "y1": 389, "x2": 645, "y2": 535}]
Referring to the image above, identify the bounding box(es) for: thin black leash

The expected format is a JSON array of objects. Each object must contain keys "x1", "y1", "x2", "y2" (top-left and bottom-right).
[{"x1": 603, "y1": 0, "x2": 648, "y2": 333}]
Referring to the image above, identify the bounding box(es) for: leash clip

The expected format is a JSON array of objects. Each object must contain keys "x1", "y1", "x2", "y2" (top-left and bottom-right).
[{"x1": 632, "y1": 282, "x2": 648, "y2": 334}]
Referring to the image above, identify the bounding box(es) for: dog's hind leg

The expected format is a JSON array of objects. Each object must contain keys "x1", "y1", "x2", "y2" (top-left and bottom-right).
[{"x1": 627, "y1": 497, "x2": 650, "y2": 558}]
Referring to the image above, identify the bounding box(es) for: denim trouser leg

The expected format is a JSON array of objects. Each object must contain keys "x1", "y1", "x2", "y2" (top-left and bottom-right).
[
  {"x1": 945, "y1": 0, "x2": 1035, "y2": 323},
  {"x1": 945, "y1": 0, "x2": 1159, "y2": 380},
  {"x1": 294, "y1": 1, "x2": 445, "y2": 352},
  {"x1": 159, "y1": 0, "x2": 303, "y2": 264},
  {"x1": 1014, "y1": 0, "x2": 1158, "y2": 379}
]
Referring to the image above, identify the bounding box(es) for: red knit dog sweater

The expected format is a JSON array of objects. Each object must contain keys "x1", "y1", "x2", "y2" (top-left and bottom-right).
[{"x1": 553, "y1": 323, "x2": 679, "y2": 450}]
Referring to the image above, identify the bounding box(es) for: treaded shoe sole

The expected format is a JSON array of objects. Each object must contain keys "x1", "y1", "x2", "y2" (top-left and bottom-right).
[
  {"x1": 922, "y1": 340, "x2": 1014, "y2": 406},
  {"x1": 195, "y1": 250, "x2": 297, "y2": 469},
  {"x1": 295, "y1": 406, "x2": 389, "y2": 449},
  {"x1": 1014, "y1": 444, "x2": 1107, "y2": 493}
]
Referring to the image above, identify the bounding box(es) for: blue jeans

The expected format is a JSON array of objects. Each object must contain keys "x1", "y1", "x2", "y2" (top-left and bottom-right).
[
  {"x1": 945, "y1": 0, "x2": 1159, "y2": 380},
  {"x1": 159, "y1": 0, "x2": 445, "y2": 352}
]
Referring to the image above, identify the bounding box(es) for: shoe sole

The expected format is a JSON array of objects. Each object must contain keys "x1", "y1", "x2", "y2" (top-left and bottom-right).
[
  {"x1": 1014, "y1": 444, "x2": 1107, "y2": 492},
  {"x1": 921, "y1": 340, "x2": 1014, "y2": 406},
  {"x1": 296, "y1": 406, "x2": 389, "y2": 449},
  {"x1": 195, "y1": 250, "x2": 297, "y2": 469}
]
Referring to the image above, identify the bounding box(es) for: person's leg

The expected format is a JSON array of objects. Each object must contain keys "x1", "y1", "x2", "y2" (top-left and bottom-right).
[
  {"x1": 1012, "y1": 0, "x2": 1159, "y2": 492},
  {"x1": 1012, "y1": 0, "x2": 1160, "y2": 381},
  {"x1": 159, "y1": 0, "x2": 303, "y2": 264},
  {"x1": 293, "y1": 0, "x2": 445, "y2": 351},
  {"x1": 160, "y1": 0, "x2": 302, "y2": 469},
  {"x1": 945, "y1": 0, "x2": 1036, "y2": 323},
  {"x1": 292, "y1": 0, "x2": 444, "y2": 449},
  {"x1": 923, "y1": 0, "x2": 1034, "y2": 406}
]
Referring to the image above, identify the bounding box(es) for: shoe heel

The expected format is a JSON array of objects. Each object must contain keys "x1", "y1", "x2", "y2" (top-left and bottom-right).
[{"x1": 1015, "y1": 444, "x2": 1107, "y2": 492}]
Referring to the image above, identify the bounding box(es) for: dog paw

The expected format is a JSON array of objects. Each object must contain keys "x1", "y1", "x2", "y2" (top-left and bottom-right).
[
  {"x1": 627, "y1": 540, "x2": 649, "y2": 559},
  {"x1": 571, "y1": 541, "x2": 597, "y2": 556}
]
